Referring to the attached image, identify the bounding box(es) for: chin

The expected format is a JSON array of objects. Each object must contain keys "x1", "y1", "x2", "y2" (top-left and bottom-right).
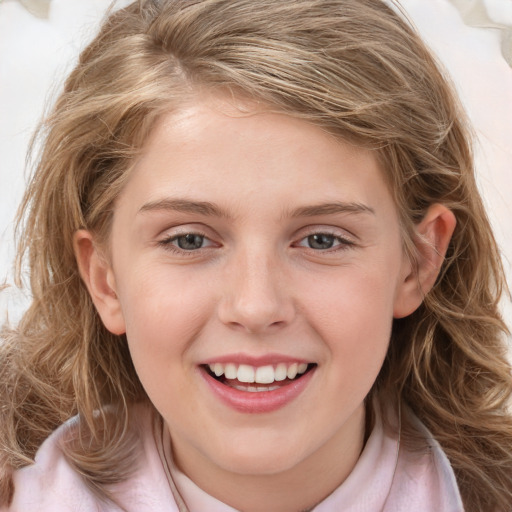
[{"x1": 213, "y1": 440, "x2": 310, "y2": 476}]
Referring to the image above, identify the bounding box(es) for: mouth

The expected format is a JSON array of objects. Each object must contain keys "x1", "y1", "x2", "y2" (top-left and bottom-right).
[
  {"x1": 200, "y1": 361, "x2": 317, "y2": 413},
  {"x1": 203, "y1": 361, "x2": 316, "y2": 392}
]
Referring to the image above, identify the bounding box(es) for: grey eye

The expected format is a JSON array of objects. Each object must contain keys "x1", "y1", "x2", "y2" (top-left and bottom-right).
[
  {"x1": 175, "y1": 234, "x2": 205, "y2": 250},
  {"x1": 306, "y1": 234, "x2": 336, "y2": 250}
]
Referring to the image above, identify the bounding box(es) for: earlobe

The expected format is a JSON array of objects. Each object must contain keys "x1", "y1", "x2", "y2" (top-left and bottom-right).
[
  {"x1": 393, "y1": 204, "x2": 456, "y2": 319},
  {"x1": 73, "y1": 230, "x2": 126, "y2": 335}
]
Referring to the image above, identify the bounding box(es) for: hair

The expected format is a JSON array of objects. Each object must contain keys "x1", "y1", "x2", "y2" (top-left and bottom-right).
[{"x1": 1, "y1": 0, "x2": 511, "y2": 509}]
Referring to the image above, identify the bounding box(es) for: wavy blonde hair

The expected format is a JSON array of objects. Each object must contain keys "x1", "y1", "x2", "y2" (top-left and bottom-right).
[{"x1": 1, "y1": 0, "x2": 511, "y2": 509}]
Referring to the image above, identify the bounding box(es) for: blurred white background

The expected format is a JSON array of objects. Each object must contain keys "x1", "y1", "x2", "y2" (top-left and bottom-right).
[{"x1": 1, "y1": 0, "x2": 511, "y2": 335}]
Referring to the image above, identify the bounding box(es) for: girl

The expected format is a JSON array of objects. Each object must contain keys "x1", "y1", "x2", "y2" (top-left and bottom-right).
[{"x1": 1, "y1": 0, "x2": 511, "y2": 510}]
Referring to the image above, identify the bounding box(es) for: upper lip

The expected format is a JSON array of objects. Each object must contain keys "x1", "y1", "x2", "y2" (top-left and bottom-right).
[{"x1": 201, "y1": 353, "x2": 312, "y2": 366}]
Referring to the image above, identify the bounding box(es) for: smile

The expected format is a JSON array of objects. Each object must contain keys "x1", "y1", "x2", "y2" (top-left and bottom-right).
[
  {"x1": 201, "y1": 360, "x2": 317, "y2": 413},
  {"x1": 207, "y1": 362, "x2": 310, "y2": 389}
]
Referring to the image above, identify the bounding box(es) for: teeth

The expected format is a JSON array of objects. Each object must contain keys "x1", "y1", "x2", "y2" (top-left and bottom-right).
[
  {"x1": 237, "y1": 364, "x2": 255, "y2": 383},
  {"x1": 233, "y1": 384, "x2": 282, "y2": 392},
  {"x1": 287, "y1": 363, "x2": 298, "y2": 379},
  {"x1": 274, "y1": 363, "x2": 288, "y2": 381},
  {"x1": 207, "y1": 361, "x2": 311, "y2": 384},
  {"x1": 255, "y1": 365, "x2": 275, "y2": 384},
  {"x1": 224, "y1": 363, "x2": 237, "y2": 380}
]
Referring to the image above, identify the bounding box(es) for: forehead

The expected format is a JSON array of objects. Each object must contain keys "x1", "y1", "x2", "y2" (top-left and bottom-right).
[{"x1": 114, "y1": 94, "x2": 397, "y2": 225}]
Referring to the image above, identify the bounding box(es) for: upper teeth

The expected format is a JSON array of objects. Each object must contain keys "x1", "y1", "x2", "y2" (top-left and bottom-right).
[{"x1": 208, "y1": 362, "x2": 309, "y2": 384}]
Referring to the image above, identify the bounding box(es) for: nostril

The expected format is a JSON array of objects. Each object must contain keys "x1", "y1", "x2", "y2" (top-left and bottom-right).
[
  {"x1": 216, "y1": 264, "x2": 296, "y2": 332},
  {"x1": 218, "y1": 301, "x2": 295, "y2": 334}
]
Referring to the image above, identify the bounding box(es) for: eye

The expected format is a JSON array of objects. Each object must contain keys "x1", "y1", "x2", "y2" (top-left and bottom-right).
[
  {"x1": 159, "y1": 232, "x2": 214, "y2": 252},
  {"x1": 174, "y1": 233, "x2": 206, "y2": 250},
  {"x1": 305, "y1": 234, "x2": 336, "y2": 250},
  {"x1": 296, "y1": 233, "x2": 354, "y2": 251}
]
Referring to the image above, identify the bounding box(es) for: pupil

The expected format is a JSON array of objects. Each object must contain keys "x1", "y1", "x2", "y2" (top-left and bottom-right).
[
  {"x1": 178, "y1": 234, "x2": 203, "y2": 250},
  {"x1": 308, "y1": 234, "x2": 334, "y2": 250}
]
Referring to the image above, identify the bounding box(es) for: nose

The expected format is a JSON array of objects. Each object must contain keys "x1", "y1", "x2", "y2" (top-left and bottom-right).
[{"x1": 217, "y1": 248, "x2": 295, "y2": 334}]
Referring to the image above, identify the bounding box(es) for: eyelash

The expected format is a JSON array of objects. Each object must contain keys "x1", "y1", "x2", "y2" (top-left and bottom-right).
[
  {"x1": 157, "y1": 230, "x2": 355, "y2": 255},
  {"x1": 158, "y1": 231, "x2": 213, "y2": 254},
  {"x1": 294, "y1": 232, "x2": 355, "y2": 252}
]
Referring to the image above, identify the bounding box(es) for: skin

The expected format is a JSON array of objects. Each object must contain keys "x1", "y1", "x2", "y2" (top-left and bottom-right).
[{"x1": 75, "y1": 95, "x2": 455, "y2": 512}]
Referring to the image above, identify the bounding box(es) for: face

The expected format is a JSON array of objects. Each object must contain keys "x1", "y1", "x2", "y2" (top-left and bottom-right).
[{"x1": 91, "y1": 95, "x2": 418, "y2": 490}]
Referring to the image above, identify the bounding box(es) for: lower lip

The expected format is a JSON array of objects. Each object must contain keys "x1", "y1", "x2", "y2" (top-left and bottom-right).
[{"x1": 200, "y1": 367, "x2": 315, "y2": 414}]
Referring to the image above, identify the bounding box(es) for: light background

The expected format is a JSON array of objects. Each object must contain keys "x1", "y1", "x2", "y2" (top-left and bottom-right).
[{"x1": 1, "y1": 0, "x2": 511, "y2": 338}]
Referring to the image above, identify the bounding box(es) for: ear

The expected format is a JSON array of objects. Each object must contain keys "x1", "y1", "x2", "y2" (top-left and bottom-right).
[
  {"x1": 73, "y1": 230, "x2": 126, "y2": 335},
  {"x1": 393, "y1": 204, "x2": 456, "y2": 319}
]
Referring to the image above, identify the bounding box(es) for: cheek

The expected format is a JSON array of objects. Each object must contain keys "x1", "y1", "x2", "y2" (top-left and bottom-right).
[
  {"x1": 116, "y1": 265, "x2": 216, "y2": 371},
  {"x1": 120, "y1": 260, "x2": 211, "y2": 319},
  {"x1": 299, "y1": 264, "x2": 398, "y2": 359}
]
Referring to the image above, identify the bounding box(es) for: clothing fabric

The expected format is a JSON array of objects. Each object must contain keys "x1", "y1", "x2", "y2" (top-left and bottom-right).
[{"x1": 4, "y1": 404, "x2": 464, "y2": 512}]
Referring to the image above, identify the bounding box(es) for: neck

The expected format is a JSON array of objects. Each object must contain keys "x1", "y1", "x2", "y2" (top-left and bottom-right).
[{"x1": 170, "y1": 406, "x2": 366, "y2": 512}]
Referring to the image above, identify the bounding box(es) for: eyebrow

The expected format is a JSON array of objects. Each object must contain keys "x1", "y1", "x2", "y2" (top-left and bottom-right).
[
  {"x1": 138, "y1": 198, "x2": 230, "y2": 218},
  {"x1": 287, "y1": 201, "x2": 375, "y2": 218},
  {"x1": 138, "y1": 198, "x2": 375, "y2": 219}
]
